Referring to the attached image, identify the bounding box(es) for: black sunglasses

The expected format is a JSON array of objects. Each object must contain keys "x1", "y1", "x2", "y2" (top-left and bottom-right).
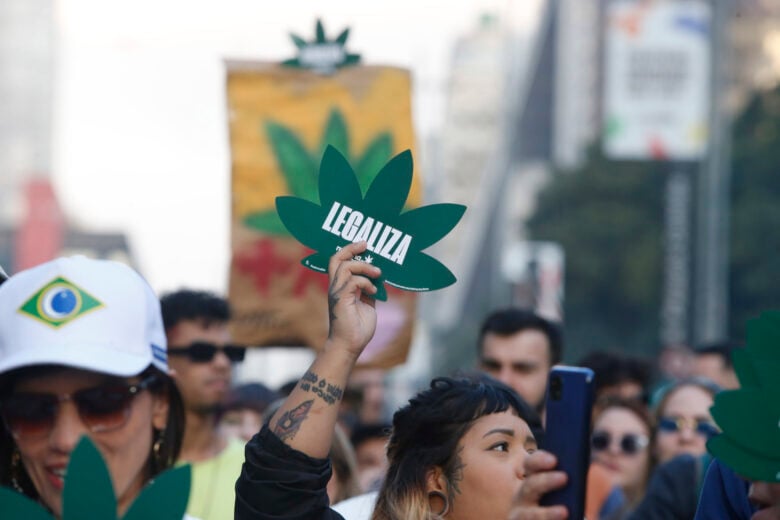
[
  {"x1": 591, "y1": 430, "x2": 649, "y2": 455},
  {"x1": 0, "y1": 375, "x2": 158, "y2": 440},
  {"x1": 167, "y1": 341, "x2": 246, "y2": 363}
]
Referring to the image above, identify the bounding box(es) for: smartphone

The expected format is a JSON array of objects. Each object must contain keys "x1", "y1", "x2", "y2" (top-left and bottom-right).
[{"x1": 539, "y1": 366, "x2": 594, "y2": 519}]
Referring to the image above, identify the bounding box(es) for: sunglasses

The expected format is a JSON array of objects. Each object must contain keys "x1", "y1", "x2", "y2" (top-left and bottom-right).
[
  {"x1": 167, "y1": 341, "x2": 246, "y2": 363},
  {"x1": 591, "y1": 430, "x2": 649, "y2": 455},
  {"x1": 658, "y1": 416, "x2": 719, "y2": 438},
  {"x1": 0, "y1": 375, "x2": 158, "y2": 440}
]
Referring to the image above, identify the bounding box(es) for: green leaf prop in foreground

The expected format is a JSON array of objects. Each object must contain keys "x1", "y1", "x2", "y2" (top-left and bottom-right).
[
  {"x1": 0, "y1": 437, "x2": 191, "y2": 520},
  {"x1": 708, "y1": 310, "x2": 780, "y2": 482},
  {"x1": 276, "y1": 146, "x2": 466, "y2": 301}
]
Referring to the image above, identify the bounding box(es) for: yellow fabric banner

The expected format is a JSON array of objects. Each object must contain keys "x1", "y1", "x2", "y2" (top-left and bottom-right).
[{"x1": 227, "y1": 63, "x2": 421, "y2": 368}]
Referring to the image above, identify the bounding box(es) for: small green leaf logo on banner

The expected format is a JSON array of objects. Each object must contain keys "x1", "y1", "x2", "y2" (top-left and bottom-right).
[
  {"x1": 281, "y1": 19, "x2": 361, "y2": 74},
  {"x1": 276, "y1": 146, "x2": 466, "y2": 301},
  {"x1": 18, "y1": 277, "x2": 104, "y2": 328}
]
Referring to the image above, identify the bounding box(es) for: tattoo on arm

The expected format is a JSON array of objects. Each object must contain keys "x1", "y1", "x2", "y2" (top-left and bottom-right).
[
  {"x1": 272, "y1": 400, "x2": 314, "y2": 441},
  {"x1": 299, "y1": 370, "x2": 344, "y2": 405},
  {"x1": 327, "y1": 275, "x2": 348, "y2": 338}
]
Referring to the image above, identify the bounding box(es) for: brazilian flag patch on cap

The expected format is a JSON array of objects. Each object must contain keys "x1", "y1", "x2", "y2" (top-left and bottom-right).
[{"x1": 18, "y1": 277, "x2": 104, "y2": 328}]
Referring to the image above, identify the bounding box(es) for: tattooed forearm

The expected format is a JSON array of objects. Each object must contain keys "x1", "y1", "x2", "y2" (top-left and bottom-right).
[
  {"x1": 299, "y1": 370, "x2": 344, "y2": 405},
  {"x1": 327, "y1": 276, "x2": 347, "y2": 338},
  {"x1": 272, "y1": 400, "x2": 314, "y2": 441}
]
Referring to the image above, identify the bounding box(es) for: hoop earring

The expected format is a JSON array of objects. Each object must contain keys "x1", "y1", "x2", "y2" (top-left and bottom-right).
[
  {"x1": 428, "y1": 490, "x2": 450, "y2": 517},
  {"x1": 11, "y1": 449, "x2": 24, "y2": 494}
]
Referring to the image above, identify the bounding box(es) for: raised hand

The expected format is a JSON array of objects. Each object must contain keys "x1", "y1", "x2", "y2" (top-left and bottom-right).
[
  {"x1": 325, "y1": 241, "x2": 380, "y2": 360},
  {"x1": 268, "y1": 241, "x2": 381, "y2": 458}
]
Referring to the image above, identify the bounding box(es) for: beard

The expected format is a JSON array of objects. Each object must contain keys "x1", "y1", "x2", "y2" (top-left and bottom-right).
[{"x1": 190, "y1": 402, "x2": 221, "y2": 416}]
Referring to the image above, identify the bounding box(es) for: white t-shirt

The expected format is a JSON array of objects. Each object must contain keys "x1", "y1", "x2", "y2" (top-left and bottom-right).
[{"x1": 332, "y1": 491, "x2": 378, "y2": 520}]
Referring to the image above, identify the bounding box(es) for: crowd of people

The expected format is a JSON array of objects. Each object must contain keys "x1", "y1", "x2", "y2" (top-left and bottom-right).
[{"x1": 0, "y1": 245, "x2": 777, "y2": 519}]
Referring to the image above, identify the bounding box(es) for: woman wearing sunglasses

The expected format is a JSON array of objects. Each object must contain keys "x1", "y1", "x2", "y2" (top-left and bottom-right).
[
  {"x1": 652, "y1": 378, "x2": 720, "y2": 464},
  {"x1": 590, "y1": 397, "x2": 656, "y2": 520},
  {"x1": 0, "y1": 257, "x2": 186, "y2": 519}
]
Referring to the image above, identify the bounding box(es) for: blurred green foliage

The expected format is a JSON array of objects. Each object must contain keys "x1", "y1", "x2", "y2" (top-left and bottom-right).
[
  {"x1": 730, "y1": 85, "x2": 780, "y2": 337},
  {"x1": 526, "y1": 149, "x2": 665, "y2": 359},
  {"x1": 526, "y1": 84, "x2": 780, "y2": 357}
]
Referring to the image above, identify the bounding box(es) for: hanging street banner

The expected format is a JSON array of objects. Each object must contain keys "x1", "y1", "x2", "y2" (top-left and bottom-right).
[
  {"x1": 603, "y1": 0, "x2": 711, "y2": 161},
  {"x1": 226, "y1": 22, "x2": 422, "y2": 368}
]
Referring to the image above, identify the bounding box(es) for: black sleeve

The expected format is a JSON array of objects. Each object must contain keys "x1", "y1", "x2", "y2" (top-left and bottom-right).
[
  {"x1": 234, "y1": 425, "x2": 346, "y2": 520},
  {"x1": 628, "y1": 455, "x2": 698, "y2": 520}
]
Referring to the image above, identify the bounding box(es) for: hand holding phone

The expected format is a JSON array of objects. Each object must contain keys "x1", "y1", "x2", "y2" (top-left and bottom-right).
[{"x1": 539, "y1": 366, "x2": 595, "y2": 520}]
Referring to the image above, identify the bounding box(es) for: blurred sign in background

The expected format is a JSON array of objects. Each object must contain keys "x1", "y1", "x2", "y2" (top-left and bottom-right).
[
  {"x1": 603, "y1": 0, "x2": 711, "y2": 161},
  {"x1": 226, "y1": 57, "x2": 421, "y2": 368}
]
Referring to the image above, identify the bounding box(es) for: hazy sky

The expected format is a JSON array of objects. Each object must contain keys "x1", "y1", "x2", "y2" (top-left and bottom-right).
[{"x1": 53, "y1": 0, "x2": 542, "y2": 293}]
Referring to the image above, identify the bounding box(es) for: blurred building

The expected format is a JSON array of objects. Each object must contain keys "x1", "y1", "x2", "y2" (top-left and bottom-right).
[
  {"x1": 729, "y1": 0, "x2": 780, "y2": 111},
  {"x1": 552, "y1": 0, "x2": 602, "y2": 169},
  {"x1": 425, "y1": 6, "x2": 559, "y2": 371},
  {"x1": 433, "y1": 15, "x2": 511, "y2": 280},
  {"x1": 0, "y1": 0, "x2": 53, "y2": 224},
  {"x1": 0, "y1": 179, "x2": 136, "y2": 276},
  {"x1": 0, "y1": 1, "x2": 134, "y2": 275}
]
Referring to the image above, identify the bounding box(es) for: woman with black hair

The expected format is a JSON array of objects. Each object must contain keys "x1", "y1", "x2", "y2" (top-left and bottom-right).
[{"x1": 235, "y1": 242, "x2": 540, "y2": 520}]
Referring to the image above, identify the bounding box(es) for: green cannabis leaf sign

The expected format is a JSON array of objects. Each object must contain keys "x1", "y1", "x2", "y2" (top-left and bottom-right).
[
  {"x1": 276, "y1": 146, "x2": 465, "y2": 301},
  {"x1": 708, "y1": 310, "x2": 780, "y2": 481},
  {"x1": 0, "y1": 437, "x2": 191, "y2": 519}
]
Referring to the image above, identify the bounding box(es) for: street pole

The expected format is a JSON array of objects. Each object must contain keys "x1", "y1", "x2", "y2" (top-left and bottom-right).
[
  {"x1": 661, "y1": 165, "x2": 693, "y2": 346},
  {"x1": 694, "y1": 0, "x2": 731, "y2": 344}
]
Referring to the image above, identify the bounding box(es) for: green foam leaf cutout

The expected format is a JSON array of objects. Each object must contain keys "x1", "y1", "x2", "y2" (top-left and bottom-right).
[
  {"x1": 63, "y1": 437, "x2": 116, "y2": 518},
  {"x1": 708, "y1": 311, "x2": 780, "y2": 481},
  {"x1": 276, "y1": 146, "x2": 465, "y2": 301},
  {"x1": 0, "y1": 487, "x2": 54, "y2": 520},
  {"x1": 0, "y1": 436, "x2": 191, "y2": 520},
  {"x1": 122, "y1": 465, "x2": 191, "y2": 520},
  {"x1": 710, "y1": 389, "x2": 780, "y2": 458},
  {"x1": 708, "y1": 434, "x2": 780, "y2": 483}
]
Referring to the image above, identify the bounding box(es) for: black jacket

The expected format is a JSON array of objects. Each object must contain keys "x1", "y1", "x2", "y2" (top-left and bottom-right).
[
  {"x1": 235, "y1": 425, "x2": 346, "y2": 520},
  {"x1": 628, "y1": 454, "x2": 711, "y2": 520}
]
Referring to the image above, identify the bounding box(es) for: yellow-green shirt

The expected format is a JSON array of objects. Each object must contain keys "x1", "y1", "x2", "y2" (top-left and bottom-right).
[{"x1": 183, "y1": 439, "x2": 245, "y2": 520}]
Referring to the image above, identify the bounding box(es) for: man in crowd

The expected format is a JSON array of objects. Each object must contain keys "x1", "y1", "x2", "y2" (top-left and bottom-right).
[
  {"x1": 477, "y1": 308, "x2": 563, "y2": 418},
  {"x1": 350, "y1": 422, "x2": 391, "y2": 492},
  {"x1": 478, "y1": 309, "x2": 621, "y2": 520},
  {"x1": 161, "y1": 289, "x2": 247, "y2": 520},
  {"x1": 692, "y1": 340, "x2": 742, "y2": 390}
]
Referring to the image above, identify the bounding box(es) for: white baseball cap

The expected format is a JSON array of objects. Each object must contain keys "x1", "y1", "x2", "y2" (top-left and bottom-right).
[{"x1": 0, "y1": 256, "x2": 167, "y2": 377}]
